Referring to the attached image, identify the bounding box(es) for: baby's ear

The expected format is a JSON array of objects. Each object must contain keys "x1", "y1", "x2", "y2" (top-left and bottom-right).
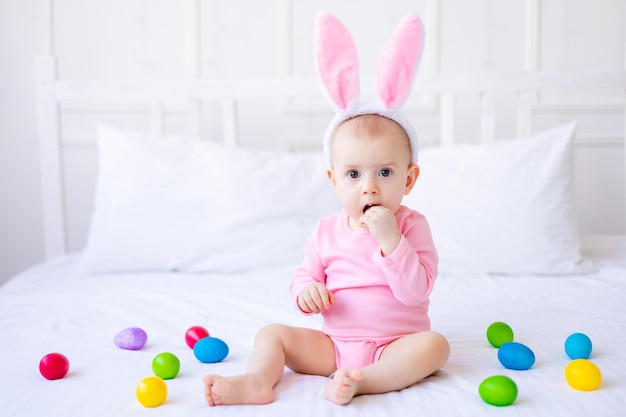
[
  {"x1": 314, "y1": 13, "x2": 361, "y2": 113},
  {"x1": 327, "y1": 168, "x2": 341, "y2": 196},
  {"x1": 376, "y1": 14, "x2": 425, "y2": 111},
  {"x1": 404, "y1": 164, "x2": 420, "y2": 194},
  {"x1": 327, "y1": 168, "x2": 337, "y2": 187}
]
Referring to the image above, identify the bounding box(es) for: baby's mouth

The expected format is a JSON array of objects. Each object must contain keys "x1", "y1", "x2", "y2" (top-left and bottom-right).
[{"x1": 363, "y1": 204, "x2": 378, "y2": 214}]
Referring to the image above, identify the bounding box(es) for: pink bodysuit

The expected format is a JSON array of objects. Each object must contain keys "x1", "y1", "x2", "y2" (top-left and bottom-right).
[{"x1": 290, "y1": 205, "x2": 438, "y2": 370}]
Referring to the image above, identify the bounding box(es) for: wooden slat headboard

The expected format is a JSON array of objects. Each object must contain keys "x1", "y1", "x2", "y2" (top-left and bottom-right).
[{"x1": 34, "y1": 0, "x2": 626, "y2": 258}]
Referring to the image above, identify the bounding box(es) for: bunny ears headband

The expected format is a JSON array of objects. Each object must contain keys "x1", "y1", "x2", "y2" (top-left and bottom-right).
[{"x1": 314, "y1": 13, "x2": 425, "y2": 167}]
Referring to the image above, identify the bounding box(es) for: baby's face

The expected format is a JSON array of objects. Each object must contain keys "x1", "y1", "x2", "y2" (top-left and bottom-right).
[{"x1": 327, "y1": 115, "x2": 418, "y2": 228}]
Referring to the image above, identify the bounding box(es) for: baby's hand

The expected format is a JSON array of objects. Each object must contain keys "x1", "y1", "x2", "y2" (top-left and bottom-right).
[
  {"x1": 360, "y1": 205, "x2": 401, "y2": 256},
  {"x1": 297, "y1": 283, "x2": 334, "y2": 314}
]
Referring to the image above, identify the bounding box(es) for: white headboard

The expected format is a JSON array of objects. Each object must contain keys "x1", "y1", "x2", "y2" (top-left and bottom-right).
[{"x1": 35, "y1": 0, "x2": 626, "y2": 259}]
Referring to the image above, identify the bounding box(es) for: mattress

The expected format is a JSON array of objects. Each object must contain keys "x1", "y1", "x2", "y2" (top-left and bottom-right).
[{"x1": 1, "y1": 235, "x2": 624, "y2": 416}]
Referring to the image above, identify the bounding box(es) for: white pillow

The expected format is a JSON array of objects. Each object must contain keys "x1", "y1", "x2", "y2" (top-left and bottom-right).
[
  {"x1": 403, "y1": 121, "x2": 594, "y2": 275},
  {"x1": 79, "y1": 125, "x2": 340, "y2": 273}
]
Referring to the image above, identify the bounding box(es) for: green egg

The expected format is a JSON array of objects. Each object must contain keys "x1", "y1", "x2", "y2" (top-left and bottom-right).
[
  {"x1": 479, "y1": 375, "x2": 518, "y2": 406},
  {"x1": 152, "y1": 352, "x2": 180, "y2": 380},
  {"x1": 486, "y1": 321, "x2": 514, "y2": 348}
]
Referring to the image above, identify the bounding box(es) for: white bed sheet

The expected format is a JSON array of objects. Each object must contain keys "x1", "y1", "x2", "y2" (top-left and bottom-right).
[{"x1": 1, "y1": 236, "x2": 625, "y2": 416}]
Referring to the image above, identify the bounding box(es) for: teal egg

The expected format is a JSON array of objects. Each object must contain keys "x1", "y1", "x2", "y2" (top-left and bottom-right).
[
  {"x1": 564, "y1": 333, "x2": 592, "y2": 360},
  {"x1": 479, "y1": 375, "x2": 518, "y2": 406},
  {"x1": 193, "y1": 337, "x2": 229, "y2": 363},
  {"x1": 498, "y1": 342, "x2": 535, "y2": 370}
]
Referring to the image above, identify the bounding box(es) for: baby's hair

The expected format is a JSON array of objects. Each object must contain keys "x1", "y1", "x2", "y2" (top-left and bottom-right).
[{"x1": 330, "y1": 114, "x2": 414, "y2": 167}]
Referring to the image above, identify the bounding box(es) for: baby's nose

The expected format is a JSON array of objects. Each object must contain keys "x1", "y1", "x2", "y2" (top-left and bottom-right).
[{"x1": 361, "y1": 177, "x2": 379, "y2": 194}]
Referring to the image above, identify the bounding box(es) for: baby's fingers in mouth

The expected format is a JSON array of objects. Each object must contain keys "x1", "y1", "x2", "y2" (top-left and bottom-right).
[{"x1": 363, "y1": 204, "x2": 378, "y2": 214}]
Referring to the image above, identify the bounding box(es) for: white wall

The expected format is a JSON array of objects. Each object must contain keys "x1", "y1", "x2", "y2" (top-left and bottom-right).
[
  {"x1": 0, "y1": 0, "x2": 43, "y2": 285},
  {"x1": 1, "y1": 0, "x2": 625, "y2": 286}
]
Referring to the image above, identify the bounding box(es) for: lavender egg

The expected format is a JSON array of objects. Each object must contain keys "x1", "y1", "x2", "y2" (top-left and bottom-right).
[{"x1": 114, "y1": 327, "x2": 147, "y2": 350}]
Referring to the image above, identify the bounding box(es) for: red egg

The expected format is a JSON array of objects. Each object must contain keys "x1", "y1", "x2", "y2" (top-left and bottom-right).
[
  {"x1": 185, "y1": 326, "x2": 210, "y2": 349},
  {"x1": 39, "y1": 353, "x2": 70, "y2": 380}
]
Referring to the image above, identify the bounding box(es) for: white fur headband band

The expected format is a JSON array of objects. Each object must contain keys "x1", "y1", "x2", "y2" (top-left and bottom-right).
[{"x1": 314, "y1": 13, "x2": 425, "y2": 167}]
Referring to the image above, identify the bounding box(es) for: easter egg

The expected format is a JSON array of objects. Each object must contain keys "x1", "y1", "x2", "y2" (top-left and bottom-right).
[
  {"x1": 479, "y1": 375, "x2": 518, "y2": 406},
  {"x1": 136, "y1": 376, "x2": 167, "y2": 407},
  {"x1": 486, "y1": 322, "x2": 514, "y2": 348},
  {"x1": 39, "y1": 352, "x2": 70, "y2": 380},
  {"x1": 193, "y1": 337, "x2": 229, "y2": 363},
  {"x1": 114, "y1": 327, "x2": 147, "y2": 350},
  {"x1": 152, "y1": 352, "x2": 180, "y2": 380},
  {"x1": 564, "y1": 333, "x2": 592, "y2": 360},
  {"x1": 497, "y1": 342, "x2": 535, "y2": 370},
  {"x1": 185, "y1": 326, "x2": 210, "y2": 349},
  {"x1": 564, "y1": 359, "x2": 602, "y2": 391}
]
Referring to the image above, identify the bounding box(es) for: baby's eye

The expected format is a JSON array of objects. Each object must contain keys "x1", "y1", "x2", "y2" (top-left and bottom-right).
[
  {"x1": 379, "y1": 169, "x2": 391, "y2": 177},
  {"x1": 347, "y1": 170, "x2": 360, "y2": 179}
]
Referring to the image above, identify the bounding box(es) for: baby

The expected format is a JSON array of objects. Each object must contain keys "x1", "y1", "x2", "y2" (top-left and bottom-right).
[
  {"x1": 203, "y1": 114, "x2": 449, "y2": 405},
  {"x1": 203, "y1": 12, "x2": 449, "y2": 406}
]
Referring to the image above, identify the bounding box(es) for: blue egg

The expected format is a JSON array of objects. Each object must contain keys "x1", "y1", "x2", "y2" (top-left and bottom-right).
[
  {"x1": 564, "y1": 333, "x2": 592, "y2": 359},
  {"x1": 497, "y1": 342, "x2": 535, "y2": 370},
  {"x1": 193, "y1": 336, "x2": 229, "y2": 363}
]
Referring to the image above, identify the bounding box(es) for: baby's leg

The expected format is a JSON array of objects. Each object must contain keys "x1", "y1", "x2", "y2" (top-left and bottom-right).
[
  {"x1": 325, "y1": 331, "x2": 449, "y2": 404},
  {"x1": 203, "y1": 324, "x2": 336, "y2": 406}
]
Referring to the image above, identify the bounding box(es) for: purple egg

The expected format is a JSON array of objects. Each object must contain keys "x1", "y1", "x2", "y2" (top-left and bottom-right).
[{"x1": 114, "y1": 327, "x2": 147, "y2": 350}]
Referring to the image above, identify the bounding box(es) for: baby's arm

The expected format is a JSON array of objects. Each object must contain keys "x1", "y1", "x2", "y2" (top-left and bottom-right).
[
  {"x1": 297, "y1": 283, "x2": 335, "y2": 314},
  {"x1": 290, "y1": 222, "x2": 332, "y2": 314},
  {"x1": 379, "y1": 210, "x2": 438, "y2": 306}
]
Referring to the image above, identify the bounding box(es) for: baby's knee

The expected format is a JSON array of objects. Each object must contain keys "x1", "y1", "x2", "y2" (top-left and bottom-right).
[
  {"x1": 255, "y1": 323, "x2": 290, "y2": 345},
  {"x1": 424, "y1": 331, "x2": 450, "y2": 363}
]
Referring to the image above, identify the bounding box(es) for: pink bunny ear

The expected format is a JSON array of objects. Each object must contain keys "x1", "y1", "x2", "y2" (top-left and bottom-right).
[
  {"x1": 375, "y1": 14, "x2": 425, "y2": 110},
  {"x1": 314, "y1": 13, "x2": 360, "y2": 112}
]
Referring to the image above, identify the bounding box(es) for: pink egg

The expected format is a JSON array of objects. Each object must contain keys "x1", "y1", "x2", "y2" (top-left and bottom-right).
[
  {"x1": 185, "y1": 326, "x2": 210, "y2": 349},
  {"x1": 114, "y1": 327, "x2": 147, "y2": 350}
]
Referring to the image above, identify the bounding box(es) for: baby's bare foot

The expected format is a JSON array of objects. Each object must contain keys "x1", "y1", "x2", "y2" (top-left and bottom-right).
[
  {"x1": 203, "y1": 374, "x2": 274, "y2": 406},
  {"x1": 324, "y1": 369, "x2": 364, "y2": 405}
]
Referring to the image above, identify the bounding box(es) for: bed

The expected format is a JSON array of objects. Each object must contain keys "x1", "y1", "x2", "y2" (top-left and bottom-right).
[
  {"x1": 3, "y1": 2, "x2": 626, "y2": 416},
  {"x1": 2, "y1": 234, "x2": 626, "y2": 416}
]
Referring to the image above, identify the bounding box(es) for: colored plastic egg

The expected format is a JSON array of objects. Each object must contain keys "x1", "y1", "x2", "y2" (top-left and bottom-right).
[
  {"x1": 136, "y1": 376, "x2": 168, "y2": 407},
  {"x1": 152, "y1": 352, "x2": 180, "y2": 379},
  {"x1": 185, "y1": 326, "x2": 210, "y2": 349},
  {"x1": 486, "y1": 322, "x2": 514, "y2": 348},
  {"x1": 193, "y1": 337, "x2": 229, "y2": 363},
  {"x1": 564, "y1": 359, "x2": 602, "y2": 391},
  {"x1": 564, "y1": 333, "x2": 592, "y2": 360},
  {"x1": 479, "y1": 375, "x2": 518, "y2": 406},
  {"x1": 39, "y1": 352, "x2": 70, "y2": 380},
  {"x1": 498, "y1": 342, "x2": 535, "y2": 370},
  {"x1": 114, "y1": 327, "x2": 147, "y2": 350}
]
